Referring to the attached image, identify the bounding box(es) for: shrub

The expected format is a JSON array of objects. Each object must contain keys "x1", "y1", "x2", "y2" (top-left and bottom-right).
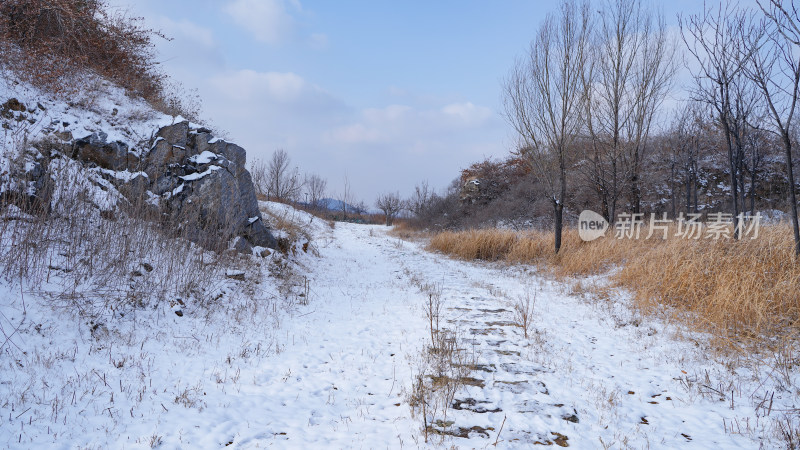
[{"x1": 0, "y1": 0, "x2": 198, "y2": 118}]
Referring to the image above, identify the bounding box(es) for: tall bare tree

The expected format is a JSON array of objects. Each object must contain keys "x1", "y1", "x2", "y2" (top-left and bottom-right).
[
  {"x1": 503, "y1": 0, "x2": 591, "y2": 253},
  {"x1": 680, "y1": 3, "x2": 762, "y2": 238},
  {"x1": 583, "y1": 0, "x2": 674, "y2": 220},
  {"x1": 750, "y1": 0, "x2": 800, "y2": 255}
]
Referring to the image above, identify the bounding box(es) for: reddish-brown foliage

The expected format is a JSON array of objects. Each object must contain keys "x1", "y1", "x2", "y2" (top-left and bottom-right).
[{"x1": 0, "y1": 0, "x2": 171, "y2": 107}]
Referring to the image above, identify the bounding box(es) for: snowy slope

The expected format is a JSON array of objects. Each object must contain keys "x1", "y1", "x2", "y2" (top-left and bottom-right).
[
  {"x1": 0, "y1": 72, "x2": 185, "y2": 154},
  {"x1": 1, "y1": 200, "x2": 796, "y2": 448}
]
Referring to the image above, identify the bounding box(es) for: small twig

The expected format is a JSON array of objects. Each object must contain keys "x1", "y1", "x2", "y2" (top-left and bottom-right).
[
  {"x1": 92, "y1": 370, "x2": 109, "y2": 388},
  {"x1": 171, "y1": 335, "x2": 200, "y2": 341},
  {"x1": 493, "y1": 415, "x2": 507, "y2": 447},
  {"x1": 700, "y1": 384, "x2": 724, "y2": 397},
  {"x1": 297, "y1": 309, "x2": 316, "y2": 317},
  {"x1": 14, "y1": 407, "x2": 31, "y2": 420}
]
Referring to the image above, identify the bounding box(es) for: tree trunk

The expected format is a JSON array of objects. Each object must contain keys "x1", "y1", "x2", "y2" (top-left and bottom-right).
[
  {"x1": 554, "y1": 200, "x2": 563, "y2": 254},
  {"x1": 721, "y1": 118, "x2": 740, "y2": 239},
  {"x1": 692, "y1": 159, "x2": 699, "y2": 213},
  {"x1": 783, "y1": 132, "x2": 800, "y2": 256},
  {"x1": 555, "y1": 158, "x2": 567, "y2": 254},
  {"x1": 685, "y1": 167, "x2": 692, "y2": 215},
  {"x1": 750, "y1": 161, "x2": 756, "y2": 216}
]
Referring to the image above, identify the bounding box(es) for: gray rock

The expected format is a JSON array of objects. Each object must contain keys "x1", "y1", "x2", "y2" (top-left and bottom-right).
[
  {"x1": 155, "y1": 121, "x2": 189, "y2": 148},
  {"x1": 230, "y1": 237, "x2": 253, "y2": 255},
  {"x1": 73, "y1": 133, "x2": 138, "y2": 171},
  {"x1": 0, "y1": 149, "x2": 52, "y2": 213},
  {"x1": 60, "y1": 119, "x2": 277, "y2": 251}
]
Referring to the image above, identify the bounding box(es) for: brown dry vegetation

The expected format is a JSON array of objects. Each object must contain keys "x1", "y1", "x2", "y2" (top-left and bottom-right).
[
  {"x1": 429, "y1": 225, "x2": 800, "y2": 346},
  {"x1": 0, "y1": 0, "x2": 197, "y2": 118}
]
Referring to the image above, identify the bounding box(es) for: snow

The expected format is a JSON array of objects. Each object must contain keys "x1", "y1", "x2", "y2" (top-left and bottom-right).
[
  {"x1": 149, "y1": 136, "x2": 164, "y2": 150},
  {"x1": 0, "y1": 74, "x2": 183, "y2": 156},
  {"x1": 188, "y1": 150, "x2": 218, "y2": 165},
  {"x1": 180, "y1": 165, "x2": 221, "y2": 181},
  {"x1": 1, "y1": 201, "x2": 798, "y2": 448},
  {"x1": 91, "y1": 167, "x2": 148, "y2": 182},
  {"x1": 168, "y1": 183, "x2": 185, "y2": 198}
]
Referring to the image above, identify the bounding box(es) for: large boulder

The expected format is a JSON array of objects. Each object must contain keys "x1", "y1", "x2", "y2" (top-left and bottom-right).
[{"x1": 67, "y1": 120, "x2": 277, "y2": 251}]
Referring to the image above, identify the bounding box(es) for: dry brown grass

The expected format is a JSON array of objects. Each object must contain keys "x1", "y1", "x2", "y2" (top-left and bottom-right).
[{"x1": 428, "y1": 224, "x2": 800, "y2": 346}]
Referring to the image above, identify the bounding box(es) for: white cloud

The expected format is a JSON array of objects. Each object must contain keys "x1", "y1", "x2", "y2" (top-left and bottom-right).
[
  {"x1": 210, "y1": 70, "x2": 321, "y2": 104},
  {"x1": 327, "y1": 123, "x2": 382, "y2": 144},
  {"x1": 223, "y1": 0, "x2": 296, "y2": 44},
  {"x1": 441, "y1": 102, "x2": 492, "y2": 125},
  {"x1": 202, "y1": 69, "x2": 346, "y2": 143},
  {"x1": 324, "y1": 102, "x2": 493, "y2": 146}
]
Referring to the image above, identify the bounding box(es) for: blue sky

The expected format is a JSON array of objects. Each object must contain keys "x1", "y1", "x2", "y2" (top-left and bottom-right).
[{"x1": 107, "y1": 0, "x2": 752, "y2": 203}]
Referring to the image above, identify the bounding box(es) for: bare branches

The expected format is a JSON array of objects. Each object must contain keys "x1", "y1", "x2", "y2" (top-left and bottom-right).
[
  {"x1": 751, "y1": 0, "x2": 800, "y2": 255},
  {"x1": 582, "y1": 0, "x2": 675, "y2": 219},
  {"x1": 304, "y1": 173, "x2": 327, "y2": 210},
  {"x1": 502, "y1": 0, "x2": 591, "y2": 252},
  {"x1": 265, "y1": 149, "x2": 303, "y2": 202},
  {"x1": 680, "y1": 3, "x2": 766, "y2": 239},
  {"x1": 0, "y1": 0, "x2": 168, "y2": 104},
  {"x1": 375, "y1": 192, "x2": 402, "y2": 226}
]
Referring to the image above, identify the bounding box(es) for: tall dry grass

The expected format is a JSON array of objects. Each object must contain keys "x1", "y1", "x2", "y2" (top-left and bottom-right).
[{"x1": 428, "y1": 224, "x2": 800, "y2": 345}]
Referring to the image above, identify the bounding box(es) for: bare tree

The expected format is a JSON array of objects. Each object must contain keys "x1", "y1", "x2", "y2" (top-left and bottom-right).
[
  {"x1": 749, "y1": 0, "x2": 800, "y2": 255},
  {"x1": 666, "y1": 103, "x2": 707, "y2": 216},
  {"x1": 582, "y1": 0, "x2": 674, "y2": 220},
  {"x1": 351, "y1": 200, "x2": 369, "y2": 216},
  {"x1": 376, "y1": 192, "x2": 402, "y2": 226},
  {"x1": 249, "y1": 158, "x2": 268, "y2": 198},
  {"x1": 267, "y1": 148, "x2": 303, "y2": 201},
  {"x1": 304, "y1": 173, "x2": 327, "y2": 209},
  {"x1": 409, "y1": 180, "x2": 433, "y2": 218},
  {"x1": 503, "y1": 0, "x2": 591, "y2": 253},
  {"x1": 680, "y1": 3, "x2": 762, "y2": 238},
  {"x1": 337, "y1": 174, "x2": 353, "y2": 218}
]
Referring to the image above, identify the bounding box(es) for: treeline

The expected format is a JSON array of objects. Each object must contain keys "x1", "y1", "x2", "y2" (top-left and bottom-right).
[
  {"x1": 250, "y1": 149, "x2": 385, "y2": 223},
  {"x1": 403, "y1": 0, "x2": 800, "y2": 256}
]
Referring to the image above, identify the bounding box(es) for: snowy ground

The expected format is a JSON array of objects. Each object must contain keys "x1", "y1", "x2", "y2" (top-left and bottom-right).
[{"x1": 1, "y1": 206, "x2": 796, "y2": 448}]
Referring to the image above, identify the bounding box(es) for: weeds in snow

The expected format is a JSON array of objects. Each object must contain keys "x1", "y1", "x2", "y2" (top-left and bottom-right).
[
  {"x1": 512, "y1": 288, "x2": 536, "y2": 339},
  {"x1": 407, "y1": 281, "x2": 477, "y2": 443}
]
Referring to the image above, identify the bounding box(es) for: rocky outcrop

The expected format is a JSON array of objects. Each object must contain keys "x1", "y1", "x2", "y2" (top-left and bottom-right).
[
  {"x1": 0, "y1": 148, "x2": 52, "y2": 214},
  {"x1": 1, "y1": 93, "x2": 277, "y2": 254},
  {"x1": 79, "y1": 120, "x2": 278, "y2": 252}
]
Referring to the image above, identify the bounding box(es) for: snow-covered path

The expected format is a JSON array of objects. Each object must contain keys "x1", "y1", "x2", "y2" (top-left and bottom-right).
[
  {"x1": 7, "y1": 219, "x2": 766, "y2": 448},
  {"x1": 169, "y1": 221, "x2": 765, "y2": 448}
]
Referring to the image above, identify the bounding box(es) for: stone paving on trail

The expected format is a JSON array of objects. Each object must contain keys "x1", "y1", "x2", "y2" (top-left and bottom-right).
[
  {"x1": 424, "y1": 292, "x2": 578, "y2": 446},
  {"x1": 385, "y1": 223, "x2": 762, "y2": 448}
]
